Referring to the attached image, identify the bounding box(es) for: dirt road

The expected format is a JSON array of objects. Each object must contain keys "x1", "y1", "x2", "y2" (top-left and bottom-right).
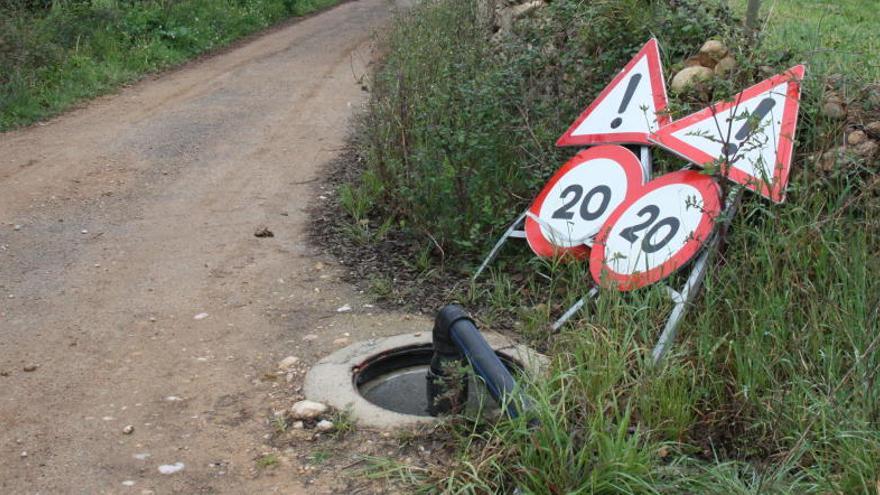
[{"x1": 0, "y1": 1, "x2": 425, "y2": 492}]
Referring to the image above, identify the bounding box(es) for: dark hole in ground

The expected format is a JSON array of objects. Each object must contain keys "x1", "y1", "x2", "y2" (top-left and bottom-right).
[{"x1": 353, "y1": 343, "x2": 521, "y2": 416}]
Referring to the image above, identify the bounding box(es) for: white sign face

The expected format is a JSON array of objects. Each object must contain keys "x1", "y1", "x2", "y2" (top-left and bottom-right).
[
  {"x1": 525, "y1": 145, "x2": 644, "y2": 258},
  {"x1": 557, "y1": 39, "x2": 670, "y2": 146},
  {"x1": 590, "y1": 170, "x2": 721, "y2": 290},
  {"x1": 536, "y1": 158, "x2": 629, "y2": 247},
  {"x1": 650, "y1": 65, "x2": 804, "y2": 202}
]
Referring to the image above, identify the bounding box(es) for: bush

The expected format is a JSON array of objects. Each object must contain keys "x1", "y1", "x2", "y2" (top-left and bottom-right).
[{"x1": 355, "y1": 0, "x2": 739, "y2": 259}]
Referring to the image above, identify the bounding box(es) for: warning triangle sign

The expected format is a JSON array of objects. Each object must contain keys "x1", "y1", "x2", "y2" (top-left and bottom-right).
[
  {"x1": 557, "y1": 39, "x2": 670, "y2": 147},
  {"x1": 650, "y1": 65, "x2": 805, "y2": 203}
]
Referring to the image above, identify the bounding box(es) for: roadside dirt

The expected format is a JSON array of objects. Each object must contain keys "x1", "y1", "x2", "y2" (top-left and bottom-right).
[{"x1": 0, "y1": 1, "x2": 433, "y2": 493}]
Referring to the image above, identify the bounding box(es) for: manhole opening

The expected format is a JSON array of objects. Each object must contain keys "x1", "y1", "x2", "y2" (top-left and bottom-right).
[{"x1": 353, "y1": 343, "x2": 521, "y2": 417}]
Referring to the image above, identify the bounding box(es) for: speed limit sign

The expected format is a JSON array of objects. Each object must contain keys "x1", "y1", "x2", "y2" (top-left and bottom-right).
[
  {"x1": 590, "y1": 170, "x2": 721, "y2": 290},
  {"x1": 525, "y1": 145, "x2": 645, "y2": 258}
]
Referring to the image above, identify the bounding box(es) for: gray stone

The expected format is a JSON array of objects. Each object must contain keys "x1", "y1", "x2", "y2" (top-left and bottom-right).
[
  {"x1": 853, "y1": 140, "x2": 878, "y2": 159},
  {"x1": 290, "y1": 400, "x2": 328, "y2": 420},
  {"x1": 847, "y1": 130, "x2": 867, "y2": 146},
  {"x1": 277, "y1": 356, "x2": 299, "y2": 371},
  {"x1": 700, "y1": 40, "x2": 728, "y2": 63},
  {"x1": 714, "y1": 56, "x2": 737, "y2": 77},
  {"x1": 671, "y1": 66, "x2": 714, "y2": 93}
]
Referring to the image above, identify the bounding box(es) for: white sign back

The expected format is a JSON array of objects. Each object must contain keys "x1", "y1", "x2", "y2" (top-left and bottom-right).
[{"x1": 557, "y1": 39, "x2": 671, "y2": 147}]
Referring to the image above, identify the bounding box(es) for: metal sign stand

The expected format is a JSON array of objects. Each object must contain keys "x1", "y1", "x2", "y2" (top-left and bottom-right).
[
  {"x1": 475, "y1": 144, "x2": 741, "y2": 365},
  {"x1": 473, "y1": 211, "x2": 528, "y2": 280}
]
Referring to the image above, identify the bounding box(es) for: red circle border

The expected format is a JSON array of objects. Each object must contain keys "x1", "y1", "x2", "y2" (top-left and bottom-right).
[
  {"x1": 525, "y1": 145, "x2": 645, "y2": 259},
  {"x1": 589, "y1": 170, "x2": 721, "y2": 291}
]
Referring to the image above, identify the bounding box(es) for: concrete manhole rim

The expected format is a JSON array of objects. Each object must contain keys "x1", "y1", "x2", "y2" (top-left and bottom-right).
[{"x1": 303, "y1": 331, "x2": 546, "y2": 429}]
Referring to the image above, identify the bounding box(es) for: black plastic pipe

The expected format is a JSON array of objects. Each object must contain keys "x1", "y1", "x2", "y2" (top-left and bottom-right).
[{"x1": 426, "y1": 305, "x2": 529, "y2": 420}]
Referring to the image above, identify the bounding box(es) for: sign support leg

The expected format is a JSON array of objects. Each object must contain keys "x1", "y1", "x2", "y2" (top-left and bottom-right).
[
  {"x1": 651, "y1": 189, "x2": 743, "y2": 364},
  {"x1": 640, "y1": 145, "x2": 652, "y2": 179},
  {"x1": 473, "y1": 211, "x2": 528, "y2": 281},
  {"x1": 551, "y1": 287, "x2": 599, "y2": 331}
]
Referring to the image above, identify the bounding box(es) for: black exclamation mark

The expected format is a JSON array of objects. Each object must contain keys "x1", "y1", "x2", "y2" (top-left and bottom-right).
[
  {"x1": 610, "y1": 74, "x2": 642, "y2": 129},
  {"x1": 722, "y1": 97, "x2": 776, "y2": 157}
]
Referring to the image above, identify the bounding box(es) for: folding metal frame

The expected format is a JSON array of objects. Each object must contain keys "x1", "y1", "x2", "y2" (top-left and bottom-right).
[{"x1": 473, "y1": 146, "x2": 740, "y2": 364}]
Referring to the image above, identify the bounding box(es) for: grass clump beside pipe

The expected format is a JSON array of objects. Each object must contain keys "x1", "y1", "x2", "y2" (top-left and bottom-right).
[
  {"x1": 331, "y1": 0, "x2": 880, "y2": 492},
  {"x1": 0, "y1": 0, "x2": 342, "y2": 131}
]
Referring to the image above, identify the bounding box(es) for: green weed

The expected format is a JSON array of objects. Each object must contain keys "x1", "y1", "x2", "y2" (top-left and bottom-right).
[{"x1": 256, "y1": 453, "x2": 279, "y2": 469}]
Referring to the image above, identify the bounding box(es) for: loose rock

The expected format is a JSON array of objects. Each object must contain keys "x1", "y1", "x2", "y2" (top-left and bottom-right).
[
  {"x1": 315, "y1": 420, "x2": 335, "y2": 432},
  {"x1": 158, "y1": 462, "x2": 185, "y2": 474},
  {"x1": 278, "y1": 356, "x2": 299, "y2": 370},
  {"x1": 292, "y1": 421, "x2": 304, "y2": 430},
  {"x1": 865, "y1": 121, "x2": 880, "y2": 139},
  {"x1": 818, "y1": 147, "x2": 846, "y2": 172},
  {"x1": 22, "y1": 365, "x2": 38, "y2": 372},
  {"x1": 699, "y1": 39, "x2": 728, "y2": 66},
  {"x1": 821, "y1": 94, "x2": 847, "y2": 120},
  {"x1": 853, "y1": 140, "x2": 879, "y2": 159},
  {"x1": 822, "y1": 102, "x2": 846, "y2": 120},
  {"x1": 714, "y1": 56, "x2": 737, "y2": 77},
  {"x1": 683, "y1": 56, "x2": 703, "y2": 68},
  {"x1": 290, "y1": 400, "x2": 328, "y2": 420},
  {"x1": 511, "y1": 0, "x2": 545, "y2": 19},
  {"x1": 847, "y1": 130, "x2": 868, "y2": 146},
  {"x1": 122, "y1": 425, "x2": 135, "y2": 435},
  {"x1": 671, "y1": 66, "x2": 713, "y2": 93},
  {"x1": 254, "y1": 226, "x2": 274, "y2": 238}
]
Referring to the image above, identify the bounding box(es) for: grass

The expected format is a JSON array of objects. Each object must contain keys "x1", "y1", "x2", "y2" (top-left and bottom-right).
[
  {"x1": 730, "y1": 0, "x2": 880, "y2": 80},
  {"x1": 256, "y1": 453, "x2": 280, "y2": 469},
  {"x1": 0, "y1": 0, "x2": 343, "y2": 131},
  {"x1": 334, "y1": 0, "x2": 880, "y2": 492}
]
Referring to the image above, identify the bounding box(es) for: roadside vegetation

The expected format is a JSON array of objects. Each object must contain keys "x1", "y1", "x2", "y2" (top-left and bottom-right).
[
  {"x1": 325, "y1": 0, "x2": 880, "y2": 492},
  {"x1": 0, "y1": 0, "x2": 341, "y2": 131}
]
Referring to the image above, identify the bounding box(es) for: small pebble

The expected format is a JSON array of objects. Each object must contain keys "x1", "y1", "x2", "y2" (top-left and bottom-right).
[
  {"x1": 81, "y1": 229, "x2": 89, "y2": 234},
  {"x1": 316, "y1": 420, "x2": 335, "y2": 432},
  {"x1": 123, "y1": 425, "x2": 134, "y2": 435},
  {"x1": 193, "y1": 313, "x2": 209, "y2": 320},
  {"x1": 20, "y1": 451, "x2": 27, "y2": 458},
  {"x1": 290, "y1": 400, "x2": 328, "y2": 420},
  {"x1": 336, "y1": 304, "x2": 352, "y2": 313},
  {"x1": 277, "y1": 356, "x2": 299, "y2": 370},
  {"x1": 22, "y1": 364, "x2": 38, "y2": 372},
  {"x1": 158, "y1": 462, "x2": 185, "y2": 474},
  {"x1": 13, "y1": 224, "x2": 21, "y2": 231},
  {"x1": 122, "y1": 480, "x2": 135, "y2": 487}
]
